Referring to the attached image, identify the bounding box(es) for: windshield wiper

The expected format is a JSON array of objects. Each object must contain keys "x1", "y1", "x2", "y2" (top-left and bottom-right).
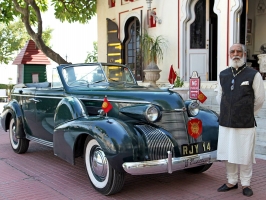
[
  {"x1": 90, "y1": 79, "x2": 106, "y2": 84},
  {"x1": 108, "y1": 78, "x2": 119, "y2": 82}
]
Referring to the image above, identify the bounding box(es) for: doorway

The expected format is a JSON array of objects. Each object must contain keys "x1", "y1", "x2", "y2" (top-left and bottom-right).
[{"x1": 185, "y1": 0, "x2": 217, "y2": 81}]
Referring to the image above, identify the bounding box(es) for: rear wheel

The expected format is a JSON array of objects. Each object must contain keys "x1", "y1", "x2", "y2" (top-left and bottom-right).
[
  {"x1": 9, "y1": 118, "x2": 29, "y2": 154},
  {"x1": 184, "y1": 163, "x2": 213, "y2": 173},
  {"x1": 84, "y1": 137, "x2": 125, "y2": 195}
]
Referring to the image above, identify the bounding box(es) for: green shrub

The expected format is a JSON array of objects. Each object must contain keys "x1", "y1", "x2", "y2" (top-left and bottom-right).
[
  {"x1": 174, "y1": 76, "x2": 184, "y2": 87},
  {"x1": 0, "y1": 84, "x2": 8, "y2": 89}
]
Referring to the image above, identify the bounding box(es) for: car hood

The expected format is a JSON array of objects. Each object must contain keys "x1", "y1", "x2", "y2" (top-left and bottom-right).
[{"x1": 66, "y1": 86, "x2": 185, "y2": 110}]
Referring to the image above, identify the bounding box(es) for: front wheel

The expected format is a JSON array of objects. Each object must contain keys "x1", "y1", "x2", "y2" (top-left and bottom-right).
[
  {"x1": 184, "y1": 163, "x2": 213, "y2": 173},
  {"x1": 9, "y1": 118, "x2": 29, "y2": 154},
  {"x1": 84, "y1": 137, "x2": 125, "y2": 195}
]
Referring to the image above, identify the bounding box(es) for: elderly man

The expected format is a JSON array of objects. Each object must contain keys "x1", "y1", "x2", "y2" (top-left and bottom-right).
[{"x1": 216, "y1": 43, "x2": 265, "y2": 197}]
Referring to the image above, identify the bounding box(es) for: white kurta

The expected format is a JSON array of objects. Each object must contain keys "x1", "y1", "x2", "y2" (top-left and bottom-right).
[{"x1": 216, "y1": 72, "x2": 265, "y2": 165}]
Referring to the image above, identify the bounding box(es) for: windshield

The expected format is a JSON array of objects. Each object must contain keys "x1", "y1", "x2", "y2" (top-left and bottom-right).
[
  {"x1": 62, "y1": 64, "x2": 136, "y2": 87},
  {"x1": 102, "y1": 64, "x2": 135, "y2": 84}
]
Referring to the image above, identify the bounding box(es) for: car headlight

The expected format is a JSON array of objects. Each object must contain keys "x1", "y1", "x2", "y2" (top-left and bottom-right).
[
  {"x1": 145, "y1": 105, "x2": 160, "y2": 122},
  {"x1": 187, "y1": 101, "x2": 199, "y2": 116}
]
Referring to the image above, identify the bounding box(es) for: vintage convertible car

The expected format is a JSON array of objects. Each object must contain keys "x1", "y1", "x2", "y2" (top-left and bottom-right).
[{"x1": 0, "y1": 63, "x2": 219, "y2": 195}]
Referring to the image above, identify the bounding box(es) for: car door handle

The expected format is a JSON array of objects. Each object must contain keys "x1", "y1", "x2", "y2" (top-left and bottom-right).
[{"x1": 29, "y1": 98, "x2": 41, "y2": 103}]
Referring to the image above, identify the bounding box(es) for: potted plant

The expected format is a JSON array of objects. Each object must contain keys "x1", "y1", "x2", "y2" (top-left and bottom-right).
[
  {"x1": 141, "y1": 31, "x2": 167, "y2": 87},
  {"x1": 170, "y1": 74, "x2": 189, "y2": 99},
  {"x1": 174, "y1": 75, "x2": 184, "y2": 87}
]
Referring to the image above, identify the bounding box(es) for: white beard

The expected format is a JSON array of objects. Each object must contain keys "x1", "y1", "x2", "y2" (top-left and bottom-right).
[{"x1": 230, "y1": 56, "x2": 245, "y2": 69}]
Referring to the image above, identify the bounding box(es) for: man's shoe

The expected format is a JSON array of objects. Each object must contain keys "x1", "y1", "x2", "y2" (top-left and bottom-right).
[
  {"x1": 243, "y1": 187, "x2": 253, "y2": 197},
  {"x1": 217, "y1": 183, "x2": 238, "y2": 192}
]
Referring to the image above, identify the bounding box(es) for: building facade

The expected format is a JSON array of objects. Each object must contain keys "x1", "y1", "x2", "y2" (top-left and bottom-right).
[{"x1": 97, "y1": 0, "x2": 266, "y2": 85}]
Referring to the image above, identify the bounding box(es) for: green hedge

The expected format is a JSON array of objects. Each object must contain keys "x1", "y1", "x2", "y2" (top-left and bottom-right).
[
  {"x1": 0, "y1": 84, "x2": 15, "y2": 90},
  {"x1": 0, "y1": 84, "x2": 8, "y2": 89}
]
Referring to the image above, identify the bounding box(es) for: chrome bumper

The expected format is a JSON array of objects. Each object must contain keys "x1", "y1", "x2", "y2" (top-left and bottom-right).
[{"x1": 122, "y1": 150, "x2": 217, "y2": 175}]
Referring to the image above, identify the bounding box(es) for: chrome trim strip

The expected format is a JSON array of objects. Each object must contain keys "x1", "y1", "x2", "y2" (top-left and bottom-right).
[
  {"x1": 11, "y1": 94, "x2": 151, "y2": 104},
  {"x1": 26, "y1": 135, "x2": 53, "y2": 148},
  {"x1": 174, "y1": 108, "x2": 186, "y2": 112},
  {"x1": 79, "y1": 98, "x2": 150, "y2": 104},
  {"x1": 11, "y1": 94, "x2": 35, "y2": 97},
  {"x1": 11, "y1": 94, "x2": 63, "y2": 99},
  {"x1": 122, "y1": 150, "x2": 217, "y2": 175}
]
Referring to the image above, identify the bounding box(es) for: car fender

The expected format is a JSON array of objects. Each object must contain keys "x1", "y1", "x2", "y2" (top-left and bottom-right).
[
  {"x1": 0, "y1": 100, "x2": 25, "y2": 139},
  {"x1": 54, "y1": 117, "x2": 135, "y2": 172},
  {"x1": 192, "y1": 108, "x2": 219, "y2": 150},
  {"x1": 54, "y1": 96, "x2": 87, "y2": 128},
  {"x1": 53, "y1": 96, "x2": 135, "y2": 172}
]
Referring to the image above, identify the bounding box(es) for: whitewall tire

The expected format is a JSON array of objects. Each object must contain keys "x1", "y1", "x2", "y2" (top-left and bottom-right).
[{"x1": 84, "y1": 137, "x2": 125, "y2": 195}]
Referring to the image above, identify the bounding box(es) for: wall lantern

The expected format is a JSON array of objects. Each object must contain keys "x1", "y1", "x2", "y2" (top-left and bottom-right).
[{"x1": 146, "y1": 0, "x2": 162, "y2": 24}]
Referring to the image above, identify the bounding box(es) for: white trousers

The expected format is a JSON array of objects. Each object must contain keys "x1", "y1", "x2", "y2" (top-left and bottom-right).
[{"x1": 226, "y1": 161, "x2": 253, "y2": 186}]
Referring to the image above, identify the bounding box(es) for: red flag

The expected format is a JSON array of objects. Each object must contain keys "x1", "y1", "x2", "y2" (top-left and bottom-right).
[
  {"x1": 168, "y1": 65, "x2": 177, "y2": 84},
  {"x1": 102, "y1": 96, "x2": 113, "y2": 113},
  {"x1": 197, "y1": 90, "x2": 207, "y2": 103}
]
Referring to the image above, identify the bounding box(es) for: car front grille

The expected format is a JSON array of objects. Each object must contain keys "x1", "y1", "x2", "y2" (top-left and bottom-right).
[
  {"x1": 135, "y1": 125, "x2": 175, "y2": 160},
  {"x1": 155, "y1": 111, "x2": 189, "y2": 153}
]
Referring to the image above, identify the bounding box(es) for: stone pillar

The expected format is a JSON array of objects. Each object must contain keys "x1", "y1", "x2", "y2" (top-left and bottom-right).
[{"x1": 258, "y1": 54, "x2": 266, "y2": 73}]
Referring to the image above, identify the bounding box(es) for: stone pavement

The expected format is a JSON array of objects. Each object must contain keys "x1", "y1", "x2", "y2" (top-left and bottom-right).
[{"x1": 0, "y1": 106, "x2": 266, "y2": 199}]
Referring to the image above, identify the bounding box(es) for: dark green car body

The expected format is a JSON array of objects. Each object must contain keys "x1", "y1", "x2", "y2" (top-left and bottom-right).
[{"x1": 0, "y1": 63, "x2": 219, "y2": 195}]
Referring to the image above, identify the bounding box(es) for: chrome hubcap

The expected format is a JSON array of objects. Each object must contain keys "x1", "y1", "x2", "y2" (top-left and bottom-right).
[
  {"x1": 11, "y1": 124, "x2": 18, "y2": 144},
  {"x1": 91, "y1": 147, "x2": 108, "y2": 180}
]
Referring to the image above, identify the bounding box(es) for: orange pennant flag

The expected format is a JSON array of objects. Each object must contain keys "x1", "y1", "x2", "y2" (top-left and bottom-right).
[
  {"x1": 102, "y1": 96, "x2": 113, "y2": 113},
  {"x1": 197, "y1": 90, "x2": 207, "y2": 103}
]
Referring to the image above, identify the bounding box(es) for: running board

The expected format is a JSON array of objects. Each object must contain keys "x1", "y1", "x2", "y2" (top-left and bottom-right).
[{"x1": 26, "y1": 135, "x2": 53, "y2": 148}]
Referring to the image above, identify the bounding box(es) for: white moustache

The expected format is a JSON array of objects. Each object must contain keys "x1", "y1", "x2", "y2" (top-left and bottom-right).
[{"x1": 232, "y1": 56, "x2": 241, "y2": 60}]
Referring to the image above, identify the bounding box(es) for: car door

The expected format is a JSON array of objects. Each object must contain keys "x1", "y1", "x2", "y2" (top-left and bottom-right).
[
  {"x1": 21, "y1": 88, "x2": 37, "y2": 138},
  {"x1": 32, "y1": 87, "x2": 65, "y2": 142}
]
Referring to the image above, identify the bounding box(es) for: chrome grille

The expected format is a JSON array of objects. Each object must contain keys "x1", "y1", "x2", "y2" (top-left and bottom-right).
[
  {"x1": 135, "y1": 125, "x2": 175, "y2": 160},
  {"x1": 155, "y1": 111, "x2": 189, "y2": 152}
]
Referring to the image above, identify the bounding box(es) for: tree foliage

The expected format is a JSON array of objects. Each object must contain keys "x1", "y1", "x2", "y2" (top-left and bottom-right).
[
  {"x1": 85, "y1": 41, "x2": 98, "y2": 63},
  {"x1": 0, "y1": 20, "x2": 53, "y2": 64},
  {"x1": 0, "y1": 0, "x2": 97, "y2": 64}
]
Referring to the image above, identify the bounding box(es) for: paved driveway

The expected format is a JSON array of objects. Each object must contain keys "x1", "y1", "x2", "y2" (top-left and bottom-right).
[{"x1": 0, "y1": 129, "x2": 266, "y2": 199}]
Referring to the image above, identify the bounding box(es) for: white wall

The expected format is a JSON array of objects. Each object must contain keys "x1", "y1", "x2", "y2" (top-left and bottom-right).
[
  {"x1": 254, "y1": 0, "x2": 266, "y2": 54},
  {"x1": 97, "y1": 0, "x2": 264, "y2": 85},
  {"x1": 97, "y1": 0, "x2": 179, "y2": 84}
]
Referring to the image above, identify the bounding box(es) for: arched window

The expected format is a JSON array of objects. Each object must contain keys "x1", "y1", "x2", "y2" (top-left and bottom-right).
[
  {"x1": 190, "y1": 0, "x2": 206, "y2": 49},
  {"x1": 123, "y1": 17, "x2": 142, "y2": 81}
]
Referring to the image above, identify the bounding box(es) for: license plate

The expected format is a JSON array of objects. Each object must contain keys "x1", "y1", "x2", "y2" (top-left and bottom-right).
[{"x1": 181, "y1": 141, "x2": 211, "y2": 156}]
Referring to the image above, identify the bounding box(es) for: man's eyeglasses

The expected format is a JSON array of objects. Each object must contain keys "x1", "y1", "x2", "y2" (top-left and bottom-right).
[{"x1": 231, "y1": 79, "x2": 234, "y2": 91}]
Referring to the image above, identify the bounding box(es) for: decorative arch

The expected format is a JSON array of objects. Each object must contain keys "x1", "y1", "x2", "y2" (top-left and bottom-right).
[
  {"x1": 122, "y1": 16, "x2": 142, "y2": 80},
  {"x1": 120, "y1": 11, "x2": 142, "y2": 41},
  {"x1": 230, "y1": 0, "x2": 243, "y2": 44},
  {"x1": 179, "y1": 0, "x2": 200, "y2": 80}
]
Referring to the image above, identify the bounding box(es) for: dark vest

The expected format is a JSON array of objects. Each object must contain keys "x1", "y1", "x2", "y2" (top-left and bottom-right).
[{"x1": 219, "y1": 65, "x2": 257, "y2": 128}]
